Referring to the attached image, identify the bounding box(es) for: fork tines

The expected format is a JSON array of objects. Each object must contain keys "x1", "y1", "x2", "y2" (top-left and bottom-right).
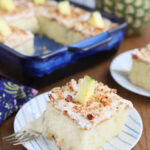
[{"x1": 2, "y1": 130, "x2": 40, "y2": 145}]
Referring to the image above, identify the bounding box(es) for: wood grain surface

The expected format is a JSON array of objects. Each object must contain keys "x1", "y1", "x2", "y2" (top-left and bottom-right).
[{"x1": 0, "y1": 22, "x2": 150, "y2": 150}]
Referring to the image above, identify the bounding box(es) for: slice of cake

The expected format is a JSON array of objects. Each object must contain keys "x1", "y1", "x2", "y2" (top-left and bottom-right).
[
  {"x1": 0, "y1": 0, "x2": 39, "y2": 33},
  {"x1": 0, "y1": 18, "x2": 34, "y2": 56},
  {"x1": 37, "y1": 1, "x2": 116, "y2": 45},
  {"x1": 129, "y1": 45, "x2": 150, "y2": 91},
  {"x1": 37, "y1": 0, "x2": 90, "y2": 45},
  {"x1": 44, "y1": 76, "x2": 132, "y2": 150}
]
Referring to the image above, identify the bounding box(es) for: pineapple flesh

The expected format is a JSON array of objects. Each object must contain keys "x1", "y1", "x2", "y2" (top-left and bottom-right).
[
  {"x1": 75, "y1": 76, "x2": 96, "y2": 105},
  {"x1": 0, "y1": 0, "x2": 15, "y2": 12},
  {"x1": 0, "y1": 18, "x2": 11, "y2": 37},
  {"x1": 88, "y1": 11, "x2": 104, "y2": 28},
  {"x1": 34, "y1": 0, "x2": 45, "y2": 5},
  {"x1": 58, "y1": 1, "x2": 71, "y2": 15}
]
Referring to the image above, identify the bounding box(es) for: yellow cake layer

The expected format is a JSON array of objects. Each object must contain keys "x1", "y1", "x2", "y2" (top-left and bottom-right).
[
  {"x1": 130, "y1": 45, "x2": 150, "y2": 91},
  {"x1": 44, "y1": 102, "x2": 129, "y2": 150},
  {"x1": 130, "y1": 59, "x2": 150, "y2": 91},
  {"x1": 0, "y1": 26, "x2": 34, "y2": 56},
  {"x1": 38, "y1": 16, "x2": 87, "y2": 45},
  {"x1": 15, "y1": 39, "x2": 34, "y2": 56}
]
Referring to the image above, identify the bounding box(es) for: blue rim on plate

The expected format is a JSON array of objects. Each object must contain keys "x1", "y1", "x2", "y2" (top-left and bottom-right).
[{"x1": 14, "y1": 92, "x2": 143, "y2": 150}]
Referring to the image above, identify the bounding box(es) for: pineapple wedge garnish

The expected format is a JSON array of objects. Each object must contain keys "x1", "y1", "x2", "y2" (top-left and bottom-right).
[
  {"x1": 0, "y1": 0, "x2": 15, "y2": 12},
  {"x1": 75, "y1": 76, "x2": 96, "y2": 105},
  {"x1": 0, "y1": 18, "x2": 11, "y2": 37},
  {"x1": 88, "y1": 11, "x2": 104, "y2": 28},
  {"x1": 58, "y1": 1, "x2": 71, "y2": 15},
  {"x1": 34, "y1": 0, "x2": 45, "y2": 5}
]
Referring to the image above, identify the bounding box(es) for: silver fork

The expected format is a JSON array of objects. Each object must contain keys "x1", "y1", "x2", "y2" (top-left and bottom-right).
[
  {"x1": 2, "y1": 129, "x2": 41, "y2": 145},
  {"x1": 2, "y1": 114, "x2": 44, "y2": 145}
]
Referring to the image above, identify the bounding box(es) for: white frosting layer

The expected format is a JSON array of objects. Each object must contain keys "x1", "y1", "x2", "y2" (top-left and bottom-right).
[
  {"x1": 36, "y1": 1, "x2": 91, "y2": 28},
  {"x1": 1, "y1": 1, "x2": 35, "y2": 22},
  {"x1": 132, "y1": 44, "x2": 150, "y2": 63},
  {"x1": 48, "y1": 79, "x2": 133, "y2": 129},
  {"x1": 53, "y1": 98, "x2": 131, "y2": 129},
  {"x1": 0, "y1": 0, "x2": 116, "y2": 37}
]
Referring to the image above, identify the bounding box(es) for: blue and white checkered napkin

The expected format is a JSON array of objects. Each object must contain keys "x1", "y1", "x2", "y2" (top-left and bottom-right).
[{"x1": 0, "y1": 75, "x2": 38, "y2": 125}]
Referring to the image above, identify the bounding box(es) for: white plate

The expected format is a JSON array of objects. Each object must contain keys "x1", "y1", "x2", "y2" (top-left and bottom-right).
[
  {"x1": 14, "y1": 92, "x2": 143, "y2": 150},
  {"x1": 110, "y1": 50, "x2": 150, "y2": 97}
]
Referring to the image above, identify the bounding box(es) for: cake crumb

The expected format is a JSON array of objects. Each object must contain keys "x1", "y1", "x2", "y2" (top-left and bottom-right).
[
  {"x1": 87, "y1": 114, "x2": 95, "y2": 120},
  {"x1": 42, "y1": 46, "x2": 50, "y2": 54}
]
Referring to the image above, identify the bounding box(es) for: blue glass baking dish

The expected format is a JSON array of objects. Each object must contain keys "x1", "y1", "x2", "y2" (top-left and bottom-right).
[{"x1": 0, "y1": 3, "x2": 127, "y2": 78}]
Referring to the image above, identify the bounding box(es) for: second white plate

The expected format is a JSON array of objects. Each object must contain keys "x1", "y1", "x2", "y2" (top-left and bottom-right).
[{"x1": 110, "y1": 50, "x2": 150, "y2": 97}]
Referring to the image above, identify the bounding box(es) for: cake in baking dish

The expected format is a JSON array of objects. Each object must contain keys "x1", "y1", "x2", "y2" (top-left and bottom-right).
[
  {"x1": 44, "y1": 76, "x2": 132, "y2": 150},
  {"x1": 0, "y1": 0, "x2": 39, "y2": 33},
  {"x1": 37, "y1": 0, "x2": 91, "y2": 45},
  {"x1": 0, "y1": 18, "x2": 34, "y2": 56},
  {"x1": 129, "y1": 45, "x2": 150, "y2": 91},
  {"x1": 0, "y1": 0, "x2": 117, "y2": 55},
  {"x1": 37, "y1": 1, "x2": 116, "y2": 45}
]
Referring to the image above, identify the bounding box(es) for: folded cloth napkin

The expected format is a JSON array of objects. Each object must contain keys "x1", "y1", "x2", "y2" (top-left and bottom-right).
[{"x1": 0, "y1": 75, "x2": 38, "y2": 125}]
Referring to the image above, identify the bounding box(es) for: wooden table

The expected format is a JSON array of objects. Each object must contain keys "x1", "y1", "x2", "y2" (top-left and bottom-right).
[{"x1": 0, "y1": 22, "x2": 150, "y2": 150}]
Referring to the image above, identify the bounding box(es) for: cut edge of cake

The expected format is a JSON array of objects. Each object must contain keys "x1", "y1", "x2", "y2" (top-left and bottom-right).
[
  {"x1": 129, "y1": 45, "x2": 150, "y2": 91},
  {"x1": 0, "y1": 26, "x2": 34, "y2": 56}
]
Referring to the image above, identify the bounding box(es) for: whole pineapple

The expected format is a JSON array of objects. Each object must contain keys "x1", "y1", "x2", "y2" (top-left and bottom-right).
[{"x1": 96, "y1": 0, "x2": 150, "y2": 35}]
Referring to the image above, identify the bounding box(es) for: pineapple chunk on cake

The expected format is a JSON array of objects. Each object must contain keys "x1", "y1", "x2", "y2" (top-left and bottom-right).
[
  {"x1": 58, "y1": 1, "x2": 71, "y2": 15},
  {"x1": 129, "y1": 45, "x2": 150, "y2": 91},
  {"x1": 34, "y1": 0, "x2": 45, "y2": 5},
  {"x1": 88, "y1": 11, "x2": 104, "y2": 28},
  {"x1": 75, "y1": 76, "x2": 96, "y2": 104},
  {"x1": 44, "y1": 76, "x2": 133, "y2": 150},
  {"x1": 0, "y1": 0, "x2": 15, "y2": 12}
]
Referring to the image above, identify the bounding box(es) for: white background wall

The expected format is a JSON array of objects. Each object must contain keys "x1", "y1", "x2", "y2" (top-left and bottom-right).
[{"x1": 71, "y1": 0, "x2": 95, "y2": 8}]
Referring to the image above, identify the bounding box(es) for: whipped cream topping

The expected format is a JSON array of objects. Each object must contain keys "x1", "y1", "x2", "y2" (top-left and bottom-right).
[
  {"x1": 36, "y1": 1, "x2": 116, "y2": 36},
  {"x1": 0, "y1": 0, "x2": 116, "y2": 37},
  {"x1": 73, "y1": 18, "x2": 116, "y2": 37},
  {"x1": 0, "y1": 27, "x2": 34, "y2": 48},
  {"x1": 48, "y1": 78, "x2": 132, "y2": 130},
  {"x1": 132, "y1": 44, "x2": 150, "y2": 63},
  {"x1": 35, "y1": 0, "x2": 91, "y2": 28},
  {"x1": 0, "y1": 0, "x2": 35, "y2": 22}
]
